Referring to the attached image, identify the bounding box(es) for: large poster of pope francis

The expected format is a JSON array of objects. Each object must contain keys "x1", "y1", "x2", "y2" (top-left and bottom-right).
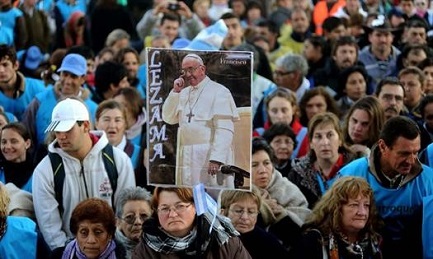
[{"x1": 146, "y1": 20, "x2": 252, "y2": 191}]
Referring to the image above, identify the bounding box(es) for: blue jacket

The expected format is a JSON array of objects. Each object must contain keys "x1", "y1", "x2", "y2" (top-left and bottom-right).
[
  {"x1": 338, "y1": 149, "x2": 433, "y2": 259},
  {"x1": 0, "y1": 216, "x2": 38, "y2": 259},
  {"x1": 0, "y1": 75, "x2": 45, "y2": 120}
]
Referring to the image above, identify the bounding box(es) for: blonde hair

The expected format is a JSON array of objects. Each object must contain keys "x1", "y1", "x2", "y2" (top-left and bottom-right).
[
  {"x1": 304, "y1": 176, "x2": 382, "y2": 239},
  {"x1": 0, "y1": 184, "x2": 11, "y2": 218}
]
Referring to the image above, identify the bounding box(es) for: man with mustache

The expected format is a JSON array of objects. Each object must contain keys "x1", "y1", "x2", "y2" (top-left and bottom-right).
[
  {"x1": 375, "y1": 77, "x2": 405, "y2": 121},
  {"x1": 358, "y1": 15, "x2": 401, "y2": 92},
  {"x1": 338, "y1": 116, "x2": 433, "y2": 259},
  {"x1": 162, "y1": 53, "x2": 239, "y2": 188}
]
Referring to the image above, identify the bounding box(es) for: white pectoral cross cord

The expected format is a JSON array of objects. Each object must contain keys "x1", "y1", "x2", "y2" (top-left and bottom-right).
[{"x1": 186, "y1": 84, "x2": 206, "y2": 123}]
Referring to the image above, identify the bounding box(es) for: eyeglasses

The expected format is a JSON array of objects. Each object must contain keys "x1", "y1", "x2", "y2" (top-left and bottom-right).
[
  {"x1": 181, "y1": 66, "x2": 201, "y2": 75},
  {"x1": 229, "y1": 209, "x2": 259, "y2": 218},
  {"x1": 273, "y1": 70, "x2": 294, "y2": 77},
  {"x1": 120, "y1": 213, "x2": 150, "y2": 224},
  {"x1": 157, "y1": 203, "x2": 192, "y2": 216}
]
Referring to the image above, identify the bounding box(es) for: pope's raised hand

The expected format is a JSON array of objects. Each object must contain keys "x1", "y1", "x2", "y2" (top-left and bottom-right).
[{"x1": 173, "y1": 77, "x2": 185, "y2": 93}]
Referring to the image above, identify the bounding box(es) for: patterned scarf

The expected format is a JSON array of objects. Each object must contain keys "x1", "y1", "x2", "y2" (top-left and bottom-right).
[
  {"x1": 62, "y1": 239, "x2": 117, "y2": 259},
  {"x1": 328, "y1": 232, "x2": 382, "y2": 259},
  {"x1": 142, "y1": 211, "x2": 239, "y2": 255}
]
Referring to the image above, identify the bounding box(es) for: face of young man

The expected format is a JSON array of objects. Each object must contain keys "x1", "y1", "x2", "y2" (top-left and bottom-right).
[
  {"x1": 333, "y1": 44, "x2": 358, "y2": 70},
  {"x1": 160, "y1": 19, "x2": 180, "y2": 43},
  {"x1": 369, "y1": 30, "x2": 394, "y2": 55},
  {"x1": 399, "y1": 73, "x2": 424, "y2": 109},
  {"x1": 222, "y1": 18, "x2": 243, "y2": 49}
]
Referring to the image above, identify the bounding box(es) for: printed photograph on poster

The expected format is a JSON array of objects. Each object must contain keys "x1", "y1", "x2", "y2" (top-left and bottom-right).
[{"x1": 146, "y1": 48, "x2": 252, "y2": 191}]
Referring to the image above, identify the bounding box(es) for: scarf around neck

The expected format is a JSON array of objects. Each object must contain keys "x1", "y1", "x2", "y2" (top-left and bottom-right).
[
  {"x1": 62, "y1": 239, "x2": 117, "y2": 259},
  {"x1": 115, "y1": 228, "x2": 138, "y2": 259},
  {"x1": 142, "y1": 211, "x2": 239, "y2": 255}
]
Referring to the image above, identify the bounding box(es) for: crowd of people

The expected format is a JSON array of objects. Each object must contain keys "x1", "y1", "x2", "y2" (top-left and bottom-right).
[{"x1": 1, "y1": 0, "x2": 433, "y2": 258}]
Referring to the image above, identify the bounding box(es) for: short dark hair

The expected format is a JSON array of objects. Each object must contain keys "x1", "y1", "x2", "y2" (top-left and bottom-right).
[
  {"x1": 255, "y1": 19, "x2": 279, "y2": 35},
  {"x1": 418, "y1": 57, "x2": 433, "y2": 70},
  {"x1": 252, "y1": 137, "x2": 277, "y2": 164},
  {"x1": 220, "y1": 12, "x2": 238, "y2": 20},
  {"x1": 323, "y1": 17, "x2": 346, "y2": 34},
  {"x1": 94, "y1": 61, "x2": 127, "y2": 94},
  {"x1": 262, "y1": 122, "x2": 298, "y2": 150},
  {"x1": 0, "y1": 44, "x2": 17, "y2": 64},
  {"x1": 404, "y1": 16, "x2": 429, "y2": 31},
  {"x1": 161, "y1": 12, "x2": 181, "y2": 26},
  {"x1": 331, "y1": 36, "x2": 359, "y2": 57},
  {"x1": 379, "y1": 116, "x2": 420, "y2": 147},
  {"x1": 375, "y1": 77, "x2": 404, "y2": 96},
  {"x1": 67, "y1": 45, "x2": 95, "y2": 60}
]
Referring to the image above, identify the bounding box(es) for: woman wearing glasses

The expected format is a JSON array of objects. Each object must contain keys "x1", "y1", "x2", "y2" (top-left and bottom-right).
[
  {"x1": 115, "y1": 187, "x2": 152, "y2": 259},
  {"x1": 132, "y1": 186, "x2": 251, "y2": 258},
  {"x1": 219, "y1": 187, "x2": 291, "y2": 258}
]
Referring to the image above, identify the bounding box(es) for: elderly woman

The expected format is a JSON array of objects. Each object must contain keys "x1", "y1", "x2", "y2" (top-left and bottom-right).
[
  {"x1": 219, "y1": 187, "x2": 291, "y2": 258},
  {"x1": 53, "y1": 198, "x2": 126, "y2": 258},
  {"x1": 262, "y1": 122, "x2": 297, "y2": 178},
  {"x1": 294, "y1": 176, "x2": 382, "y2": 258},
  {"x1": 132, "y1": 186, "x2": 251, "y2": 258},
  {"x1": 251, "y1": 137, "x2": 311, "y2": 250},
  {"x1": 115, "y1": 187, "x2": 152, "y2": 258},
  {"x1": 289, "y1": 112, "x2": 360, "y2": 209},
  {"x1": 95, "y1": 100, "x2": 141, "y2": 169},
  {"x1": 342, "y1": 96, "x2": 385, "y2": 157}
]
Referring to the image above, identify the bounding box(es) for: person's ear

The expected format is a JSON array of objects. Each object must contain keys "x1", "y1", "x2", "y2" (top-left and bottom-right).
[
  {"x1": 378, "y1": 139, "x2": 387, "y2": 153},
  {"x1": 24, "y1": 139, "x2": 31, "y2": 150},
  {"x1": 83, "y1": 121, "x2": 92, "y2": 132}
]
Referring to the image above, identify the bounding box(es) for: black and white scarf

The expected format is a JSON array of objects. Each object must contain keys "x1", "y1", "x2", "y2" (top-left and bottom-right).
[{"x1": 142, "y1": 211, "x2": 239, "y2": 255}]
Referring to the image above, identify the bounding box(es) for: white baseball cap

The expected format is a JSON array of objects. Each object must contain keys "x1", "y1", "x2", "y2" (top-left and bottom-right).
[{"x1": 45, "y1": 98, "x2": 90, "y2": 133}]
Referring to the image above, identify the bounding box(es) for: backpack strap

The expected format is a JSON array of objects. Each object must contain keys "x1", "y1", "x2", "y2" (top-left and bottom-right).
[
  {"x1": 48, "y1": 152, "x2": 65, "y2": 216},
  {"x1": 50, "y1": 144, "x2": 118, "y2": 215},
  {"x1": 101, "y1": 144, "x2": 118, "y2": 205}
]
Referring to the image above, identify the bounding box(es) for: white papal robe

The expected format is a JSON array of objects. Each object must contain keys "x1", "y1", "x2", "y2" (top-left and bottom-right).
[{"x1": 162, "y1": 76, "x2": 239, "y2": 188}]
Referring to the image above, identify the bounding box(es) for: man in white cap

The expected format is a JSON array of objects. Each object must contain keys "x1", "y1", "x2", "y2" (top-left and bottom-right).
[
  {"x1": 22, "y1": 53, "x2": 98, "y2": 162},
  {"x1": 162, "y1": 53, "x2": 239, "y2": 188},
  {"x1": 32, "y1": 97, "x2": 135, "y2": 252}
]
